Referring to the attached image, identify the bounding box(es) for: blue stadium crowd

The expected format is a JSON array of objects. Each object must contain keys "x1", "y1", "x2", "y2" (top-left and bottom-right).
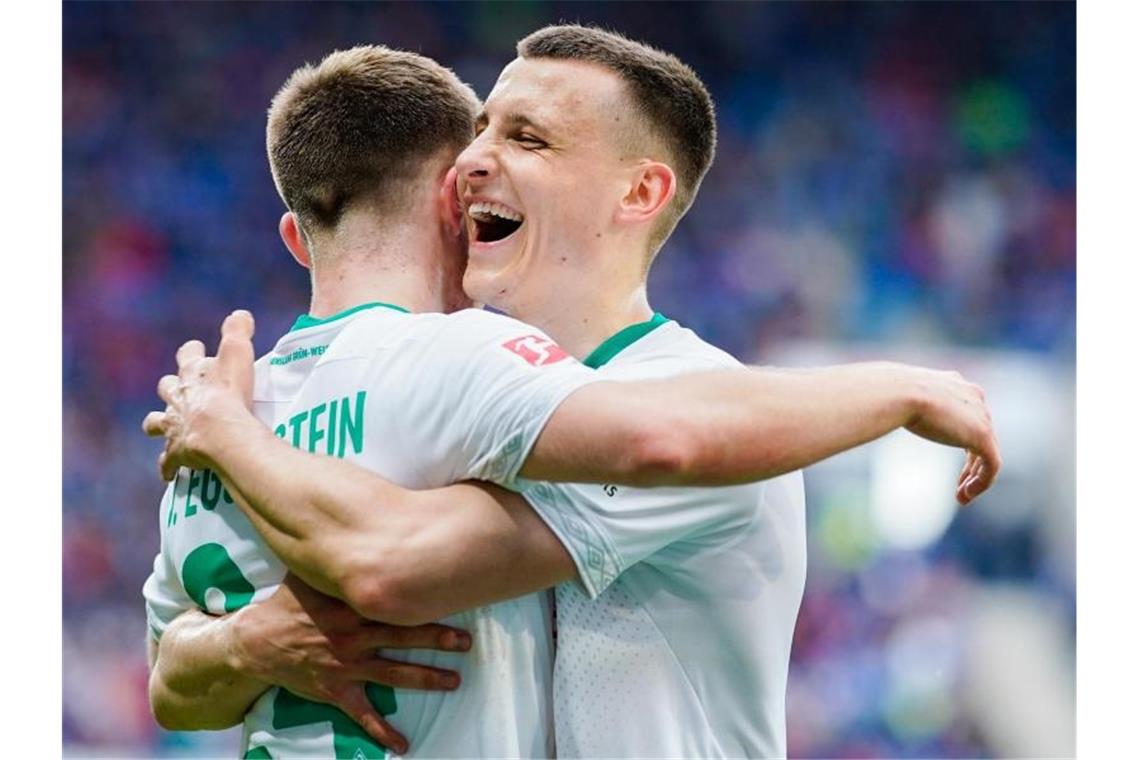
[{"x1": 64, "y1": 3, "x2": 1075, "y2": 756}]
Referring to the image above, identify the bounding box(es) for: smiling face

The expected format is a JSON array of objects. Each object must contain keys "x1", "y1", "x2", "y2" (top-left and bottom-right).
[{"x1": 454, "y1": 57, "x2": 640, "y2": 315}]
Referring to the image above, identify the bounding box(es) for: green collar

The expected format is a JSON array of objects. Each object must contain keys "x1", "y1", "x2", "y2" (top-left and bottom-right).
[
  {"x1": 582, "y1": 312, "x2": 671, "y2": 368},
  {"x1": 289, "y1": 301, "x2": 409, "y2": 333}
]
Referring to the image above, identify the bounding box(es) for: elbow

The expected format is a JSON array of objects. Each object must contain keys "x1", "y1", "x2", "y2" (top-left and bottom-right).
[
  {"x1": 149, "y1": 672, "x2": 240, "y2": 732},
  {"x1": 150, "y1": 694, "x2": 181, "y2": 731},
  {"x1": 338, "y1": 559, "x2": 433, "y2": 626},
  {"x1": 153, "y1": 706, "x2": 238, "y2": 732},
  {"x1": 151, "y1": 702, "x2": 194, "y2": 732},
  {"x1": 148, "y1": 666, "x2": 182, "y2": 731},
  {"x1": 149, "y1": 682, "x2": 208, "y2": 732},
  {"x1": 622, "y1": 417, "x2": 700, "y2": 487}
]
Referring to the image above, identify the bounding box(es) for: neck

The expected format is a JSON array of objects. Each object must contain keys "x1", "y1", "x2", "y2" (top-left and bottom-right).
[
  {"x1": 308, "y1": 265, "x2": 441, "y2": 317},
  {"x1": 306, "y1": 212, "x2": 460, "y2": 318},
  {"x1": 512, "y1": 256, "x2": 654, "y2": 359}
]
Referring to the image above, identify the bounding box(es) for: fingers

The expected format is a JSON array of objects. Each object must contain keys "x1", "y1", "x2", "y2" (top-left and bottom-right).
[
  {"x1": 350, "y1": 623, "x2": 471, "y2": 653},
  {"x1": 957, "y1": 454, "x2": 979, "y2": 505},
  {"x1": 217, "y1": 310, "x2": 256, "y2": 380},
  {"x1": 156, "y1": 374, "x2": 179, "y2": 404},
  {"x1": 332, "y1": 685, "x2": 409, "y2": 755},
  {"x1": 175, "y1": 340, "x2": 206, "y2": 372},
  {"x1": 956, "y1": 453, "x2": 975, "y2": 506},
  {"x1": 957, "y1": 436, "x2": 1001, "y2": 505},
  {"x1": 970, "y1": 434, "x2": 1002, "y2": 499},
  {"x1": 352, "y1": 657, "x2": 461, "y2": 692},
  {"x1": 142, "y1": 410, "x2": 166, "y2": 437}
]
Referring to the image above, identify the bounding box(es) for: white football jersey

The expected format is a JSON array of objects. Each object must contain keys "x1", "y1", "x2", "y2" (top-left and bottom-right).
[
  {"x1": 520, "y1": 315, "x2": 808, "y2": 758},
  {"x1": 142, "y1": 302, "x2": 597, "y2": 759}
]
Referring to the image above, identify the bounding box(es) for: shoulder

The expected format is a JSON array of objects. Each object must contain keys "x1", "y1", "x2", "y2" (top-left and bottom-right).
[
  {"x1": 436, "y1": 308, "x2": 547, "y2": 340},
  {"x1": 601, "y1": 322, "x2": 742, "y2": 379}
]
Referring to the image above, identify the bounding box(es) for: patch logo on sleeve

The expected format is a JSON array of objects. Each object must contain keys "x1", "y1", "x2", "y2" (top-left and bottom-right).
[{"x1": 502, "y1": 335, "x2": 570, "y2": 366}]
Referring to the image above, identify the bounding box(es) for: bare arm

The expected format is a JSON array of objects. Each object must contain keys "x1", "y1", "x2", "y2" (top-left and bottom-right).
[
  {"x1": 146, "y1": 576, "x2": 470, "y2": 752},
  {"x1": 148, "y1": 607, "x2": 267, "y2": 731},
  {"x1": 144, "y1": 312, "x2": 996, "y2": 624},
  {"x1": 522, "y1": 361, "x2": 999, "y2": 496},
  {"x1": 198, "y1": 454, "x2": 576, "y2": 624}
]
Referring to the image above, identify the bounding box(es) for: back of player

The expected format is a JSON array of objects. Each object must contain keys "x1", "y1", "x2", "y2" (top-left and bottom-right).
[
  {"x1": 521, "y1": 315, "x2": 808, "y2": 758},
  {"x1": 144, "y1": 302, "x2": 596, "y2": 758}
]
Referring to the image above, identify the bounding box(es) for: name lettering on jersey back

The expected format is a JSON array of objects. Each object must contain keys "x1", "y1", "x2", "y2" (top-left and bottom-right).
[
  {"x1": 273, "y1": 390, "x2": 367, "y2": 457},
  {"x1": 172, "y1": 391, "x2": 367, "y2": 527},
  {"x1": 170, "y1": 469, "x2": 235, "y2": 526}
]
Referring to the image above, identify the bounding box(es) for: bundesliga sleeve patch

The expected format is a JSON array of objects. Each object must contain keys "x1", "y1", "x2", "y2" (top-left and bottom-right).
[{"x1": 501, "y1": 335, "x2": 570, "y2": 366}]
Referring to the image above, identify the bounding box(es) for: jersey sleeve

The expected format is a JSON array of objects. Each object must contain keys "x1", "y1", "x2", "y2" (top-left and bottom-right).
[
  {"x1": 520, "y1": 479, "x2": 760, "y2": 598},
  {"x1": 141, "y1": 478, "x2": 196, "y2": 641},
  {"x1": 365, "y1": 310, "x2": 599, "y2": 489}
]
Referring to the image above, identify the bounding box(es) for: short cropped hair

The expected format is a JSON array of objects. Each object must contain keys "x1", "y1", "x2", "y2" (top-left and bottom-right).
[
  {"x1": 518, "y1": 25, "x2": 717, "y2": 252},
  {"x1": 267, "y1": 46, "x2": 479, "y2": 234}
]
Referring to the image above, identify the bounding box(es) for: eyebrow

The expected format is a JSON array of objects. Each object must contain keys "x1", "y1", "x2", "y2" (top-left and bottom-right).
[{"x1": 476, "y1": 110, "x2": 552, "y2": 135}]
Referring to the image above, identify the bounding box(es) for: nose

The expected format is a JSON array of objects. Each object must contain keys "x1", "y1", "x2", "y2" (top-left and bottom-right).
[{"x1": 455, "y1": 131, "x2": 497, "y2": 186}]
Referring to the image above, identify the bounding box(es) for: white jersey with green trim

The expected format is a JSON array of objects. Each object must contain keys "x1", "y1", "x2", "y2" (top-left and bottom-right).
[
  {"x1": 520, "y1": 317, "x2": 808, "y2": 759},
  {"x1": 142, "y1": 302, "x2": 597, "y2": 759}
]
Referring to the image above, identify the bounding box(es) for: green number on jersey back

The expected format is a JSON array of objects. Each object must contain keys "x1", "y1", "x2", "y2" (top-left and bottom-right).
[{"x1": 179, "y1": 541, "x2": 397, "y2": 758}]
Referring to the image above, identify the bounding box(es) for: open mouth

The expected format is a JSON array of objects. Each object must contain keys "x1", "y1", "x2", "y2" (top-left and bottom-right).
[{"x1": 468, "y1": 201, "x2": 524, "y2": 243}]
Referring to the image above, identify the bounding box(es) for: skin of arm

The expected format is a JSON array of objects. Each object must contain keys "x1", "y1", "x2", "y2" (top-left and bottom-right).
[
  {"x1": 146, "y1": 312, "x2": 997, "y2": 626},
  {"x1": 521, "y1": 361, "x2": 997, "y2": 487},
  {"x1": 214, "y1": 462, "x2": 575, "y2": 625},
  {"x1": 146, "y1": 575, "x2": 470, "y2": 750},
  {"x1": 148, "y1": 607, "x2": 267, "y2": 731}
]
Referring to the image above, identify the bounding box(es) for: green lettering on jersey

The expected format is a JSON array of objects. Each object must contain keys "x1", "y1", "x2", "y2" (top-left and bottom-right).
[
  {"x1": 270, "y1": 686, "x2": 396, "y2": 759},
  {"x1": 166, "y1": 471, "x2": 180, "y2": 527},
  {"x1": 184, "y1": 470, "x2": 201, "y2": 517},
  {"x1": 201, "y1": 470, "x2": 222, "y2": 511},
  {"x1": 274, "y1": 423, "x2": 287, "y2": 439},
  {"x1": 308, "y1": 402, "x2": 327, "y2": 453},
  {"x1": 326, "y1": 400, "x2": 338, "y2": 456},
  {"x1": 181, "y1": 543, "x2": 255, "y2": 613},
  {"x1": 242, "y1": 747, "x2": 272, "y2": 759},
  {"x1": 338, "y1": 391, "x2": 366, "y2": 457},
  {"x1": 288, "y1": 410, "x2": 308, "y2": 448}
]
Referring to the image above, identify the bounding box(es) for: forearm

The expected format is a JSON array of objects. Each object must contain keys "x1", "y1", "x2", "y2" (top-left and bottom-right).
[
  {"x1": 338, "y1": 482, "x2": 575, "y2": 624},
  {"x1": 212, "y1": 448, "x2": 571, "y2": 624},
  {"x1": 184, "y1": 409, "x2": 572, "y2": 623},
  {"x1": 524, "y1": 362, "x2": 922, "y2": 486},
  {"x1": 654, "y1": 362, "x2": 920, "y2": 483},
  {"x1": 149, "y1": 607, "x2": 268, "y2": 730},
  {"x1": 194, "y1": 415, "x2": 418, "y2": 604}
]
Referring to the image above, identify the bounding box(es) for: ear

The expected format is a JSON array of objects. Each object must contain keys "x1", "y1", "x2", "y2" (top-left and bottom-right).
[
  {"x1": 616, "y1": 161, "x2": 676, "y2": 229},
  {"x1": 278, "y1": 212, "x2": 311, "y2": 269},
  {"x1": 438, "y1": 165, "x2": 464, "y2": 238}
]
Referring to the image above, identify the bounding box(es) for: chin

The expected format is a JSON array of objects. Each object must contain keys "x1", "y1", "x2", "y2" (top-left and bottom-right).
[{"x1": 462, "y1": 266, "x2": 508, "y2": 312}]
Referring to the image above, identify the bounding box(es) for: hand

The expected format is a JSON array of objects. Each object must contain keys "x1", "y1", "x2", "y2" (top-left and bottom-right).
[
  {"x1": 900, "y1": 366, "x2": 1001, "y2": 505},
  {"x1": 143, "y1": 310, "x2": 258, "y2": 480},
  {"x1": 231, "y1": 575, "x2": 471, "y2": 754}
]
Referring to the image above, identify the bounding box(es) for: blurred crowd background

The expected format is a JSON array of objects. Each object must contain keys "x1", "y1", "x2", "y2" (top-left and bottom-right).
[{"x1": 63, "y1": 2, "x2": 1075, "y2": 758}]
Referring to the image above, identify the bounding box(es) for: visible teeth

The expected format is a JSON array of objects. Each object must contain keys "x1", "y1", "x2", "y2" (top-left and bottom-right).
[{"x1": 468, "y1": 201, "x2": 523, "y2": 222}]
